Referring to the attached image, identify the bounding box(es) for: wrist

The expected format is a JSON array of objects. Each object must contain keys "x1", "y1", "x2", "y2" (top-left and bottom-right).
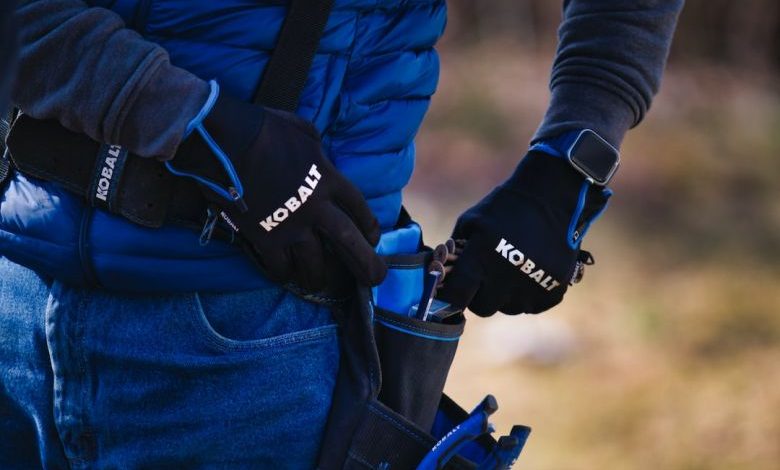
[
  {"x1": 530, "y1": 129, "x2": 620, "y2": 187},
  {"x1": 508, "y1": 151, "x2": 594, "y2": 200}
]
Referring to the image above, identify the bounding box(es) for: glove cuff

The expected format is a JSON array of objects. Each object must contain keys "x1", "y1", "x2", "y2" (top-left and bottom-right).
[
  {"x1": 508, "y1": 152, "x2": 612, "y2": 249},
  {"x1": 165, "y1": 81, "x2": 252, "y2": 207}
]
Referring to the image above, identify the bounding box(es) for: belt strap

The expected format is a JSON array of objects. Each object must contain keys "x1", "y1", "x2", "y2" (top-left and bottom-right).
[{"x1": 6, "y1": 115, "x2": 196, "y2": 228}]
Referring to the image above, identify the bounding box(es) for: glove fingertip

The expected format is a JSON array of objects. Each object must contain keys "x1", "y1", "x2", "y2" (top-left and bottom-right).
[
  {"x1": 468, "y1": 304, "x2": 498, "y2": 318},
  {"x1": 450, "y1": 221, "x2": 467, "y2": 240},
  {"x1": 524, "y1": 295, "x2": 563, "y2": 315}
]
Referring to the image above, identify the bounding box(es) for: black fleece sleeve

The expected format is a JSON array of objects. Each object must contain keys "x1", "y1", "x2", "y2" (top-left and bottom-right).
[
  {"x1": 12, "y1": 0, "x2": 209, "y2": 158},
  {"x1": 533, "y1": 0, "x2": 684, "y2": 148}
]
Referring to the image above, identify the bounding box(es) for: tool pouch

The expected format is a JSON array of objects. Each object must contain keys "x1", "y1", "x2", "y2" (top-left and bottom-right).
[
  {"x1": 374, "y1": 305, "x2": 464, "y2": 433},
  {"x1": 370, "y1": 218, "x2": 465, "y2": 431},
  {"x1": 318, "y1": 214, "x2": 507, "y2": 470},
  {"x1": 321, "y1": 286, "x2": 490, "y2": 470}
]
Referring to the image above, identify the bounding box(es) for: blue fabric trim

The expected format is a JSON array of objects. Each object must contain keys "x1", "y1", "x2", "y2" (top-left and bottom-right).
[
  {"x1": 529, "y1": 129, "x2": 583, "y2": 159},
  {"x1": 567, "y1": 180, "x2": 591, "y2": 249},
  {"x1": 528, "y1": 142, "x2": 564, "y2": 158},
  {"x1": 578, "y1": 187, "x2": 612, "y2": 242},
  {"x1": 185, "y1": 80, "x2": 219, "y2": 137},
  {"x1": 374, "y1": 318, "x2": 460, "y2": 343},
  {"x1": 376, "y1": 222, "x2": 422, "y2": 256},
  {"x1": 418, "y1": 409, "x2": 493, "y2": 470},
  {"x1": 566, "y1": 185, "x2": 613, "y2": 249},
  {"x1": 78, "y1": 206, "x2": 101, "y2": 287},
  {"x1": 165, "y1": 80, "x2": 245, "y2": 203},
  {"x1": 431, "y1": 403, "x2": 493, "y2": 464},
  {"x1": 535, "y1": 129, "x2": 614, "y2": 249},
  {"x1": 372, "y1": 222, "x2": 425, "y2": 314}
]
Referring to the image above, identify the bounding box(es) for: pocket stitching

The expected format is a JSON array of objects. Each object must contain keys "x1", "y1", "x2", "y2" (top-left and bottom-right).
[
  {"x1": 188, "y1": 293, "x2": 338, "y2": 353},
  {"x1": 375, "y1": 318, "x2": 460, "y2": 342},
  {"x1": 374, "y1": 310, "x2": 463, "y2": 339}
]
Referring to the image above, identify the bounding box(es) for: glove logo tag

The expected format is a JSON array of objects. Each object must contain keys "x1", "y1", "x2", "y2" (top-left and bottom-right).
[
  {"x1": 495, "y1": 238, "x2": 561, "y2": 291},
  {"x1": 259, "y1": 164, "x2": 321, "y2": 232},
  {"x1": 94, "y1": 144, "x2": 124, "y2": 202}
]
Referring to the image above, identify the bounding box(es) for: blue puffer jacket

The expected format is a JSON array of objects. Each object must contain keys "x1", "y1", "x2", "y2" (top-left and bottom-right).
[{"x1": 0, "y1": 0, "x2": 445, "y2": 292}]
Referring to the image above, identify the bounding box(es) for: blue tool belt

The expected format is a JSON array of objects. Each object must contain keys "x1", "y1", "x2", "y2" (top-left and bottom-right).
[{"x1": 0, "y1": 110, "x2": 531, "y2": 466}]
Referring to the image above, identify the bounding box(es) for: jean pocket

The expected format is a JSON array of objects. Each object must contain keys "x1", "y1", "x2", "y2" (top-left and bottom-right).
[
  {"x1": 70, "y1": 286, "x2": 341, "y2": 467},
  {"x1": 187, "y1": 287, "x2": 338, "y2": 354}
]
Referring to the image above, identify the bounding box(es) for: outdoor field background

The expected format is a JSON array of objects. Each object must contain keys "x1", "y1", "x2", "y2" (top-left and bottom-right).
[{"x1": 406, "y1": 2, "x2": 780, "y2": 469}]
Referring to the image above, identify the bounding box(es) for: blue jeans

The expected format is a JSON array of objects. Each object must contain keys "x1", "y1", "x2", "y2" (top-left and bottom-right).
[{"x1": 0, "y1": 256, "x2": 340, "y2": 469}]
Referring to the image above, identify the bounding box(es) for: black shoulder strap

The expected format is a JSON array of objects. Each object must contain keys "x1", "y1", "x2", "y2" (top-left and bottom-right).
[{"x1": 253, "y1": 0, "x2": 334, "y2": 111}]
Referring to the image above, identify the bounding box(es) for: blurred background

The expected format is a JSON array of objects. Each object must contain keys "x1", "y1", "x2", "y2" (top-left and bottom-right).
[{"x1": 407, "y1": 1, "x2": 780, "y2": 469}]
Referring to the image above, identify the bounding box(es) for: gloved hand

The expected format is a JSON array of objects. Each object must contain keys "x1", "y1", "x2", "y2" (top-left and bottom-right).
[
  {"x1": 437, "y1": 151, "x2": 611, "y2": 315},
  {"x1": 168, "y1": 82, "x2": 386, "y2": 292}
]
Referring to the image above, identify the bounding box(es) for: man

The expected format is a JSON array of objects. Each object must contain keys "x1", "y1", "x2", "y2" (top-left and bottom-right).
[{"x1": 0, "y1": 0, "x2": 683, "y2": 468}]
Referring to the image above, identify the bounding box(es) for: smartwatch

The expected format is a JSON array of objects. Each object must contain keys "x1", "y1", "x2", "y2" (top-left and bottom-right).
[{"x1": 531, "y1": 129, "x2": 620, "y2": 186}]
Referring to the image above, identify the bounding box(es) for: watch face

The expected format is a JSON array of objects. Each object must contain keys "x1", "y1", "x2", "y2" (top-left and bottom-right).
[{"x1": 569, "y1": 130, "x2": 620, "y2": 185}]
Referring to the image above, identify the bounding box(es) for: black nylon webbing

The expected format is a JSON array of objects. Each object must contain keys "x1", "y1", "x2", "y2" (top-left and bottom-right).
[{"x1": 253, "y1": 0, "x2": 334, "y2": 111}]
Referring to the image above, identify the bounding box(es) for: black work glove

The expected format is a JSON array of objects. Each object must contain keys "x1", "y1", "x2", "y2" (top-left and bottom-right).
[
  {"x1": 168, "y1": 84, "x2": 387, "y2": 292},
  {"x1": 437, "y1": 151, "x2": 611, "y2": 315}
]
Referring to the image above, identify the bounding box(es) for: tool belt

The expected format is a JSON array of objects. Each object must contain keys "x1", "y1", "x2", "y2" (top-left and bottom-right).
[
  {"x1": 5, "y1": 114, "x2": 211, "y2": 232},
  {"x1": 2, "y1": 118, "x2": 536, "y2": 468},
  {"x1": 0, "y1": 133, "x2": 533, "y2": 466},
  {"x1": 0, "y1": 134, "x2": 534, "y2": 467},
  {"x1": 1, "y1": 121, "x2": 534, "y2": 470},
  {"x1": 0, "y1": 0, "x2": 533, "y2": 466}
]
